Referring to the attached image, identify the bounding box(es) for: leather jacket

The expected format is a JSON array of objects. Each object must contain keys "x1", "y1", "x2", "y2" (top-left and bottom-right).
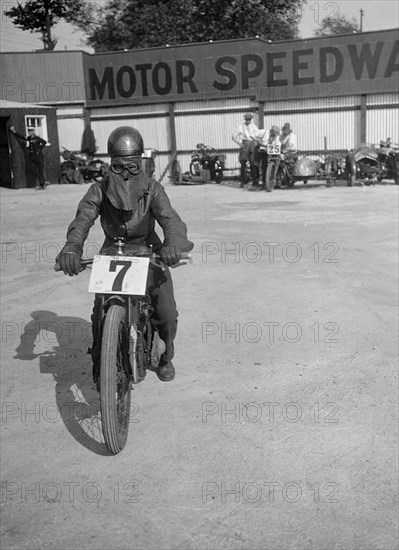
[{"x1": 65, "y1": 177, "x2": 194, "y2": 254}]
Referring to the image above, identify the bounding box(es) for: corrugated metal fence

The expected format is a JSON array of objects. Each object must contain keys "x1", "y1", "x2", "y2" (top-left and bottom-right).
[{"x1": 54, "y1": 92, "x2": 399, "y2": 181}]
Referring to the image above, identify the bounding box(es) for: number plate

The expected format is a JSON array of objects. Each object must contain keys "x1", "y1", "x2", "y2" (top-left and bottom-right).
[
  {"x1": 267, "y1": 143, "x2": 281, "y2": 155},
  {"x1": 88, "y1": 255, "x2": 150, "y2": 295}
]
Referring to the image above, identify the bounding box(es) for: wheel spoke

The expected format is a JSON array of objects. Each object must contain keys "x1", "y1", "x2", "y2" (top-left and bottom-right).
[{"x1": 100, "y1": 305, "x2": 131, "y2": 454}]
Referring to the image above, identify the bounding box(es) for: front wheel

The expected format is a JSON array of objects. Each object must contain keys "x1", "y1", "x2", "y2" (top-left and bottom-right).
[
  {"x1": 100, "y1": 304, "x2": 131, "y2": 454},
  {"x1": 346, "y1": 158, "x2": 356, "y2": 187},
  {"x1": 265, "y1": 162, "x2": 278, "y2": 192}
]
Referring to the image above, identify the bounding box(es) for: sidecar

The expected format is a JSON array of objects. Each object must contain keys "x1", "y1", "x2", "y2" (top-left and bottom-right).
[
  {"x1": 345, "y1": 144, "x2": 382, "y2": 186},
  {"x1": 280, "y1": 155, "x2": 317, "y2": 188}
]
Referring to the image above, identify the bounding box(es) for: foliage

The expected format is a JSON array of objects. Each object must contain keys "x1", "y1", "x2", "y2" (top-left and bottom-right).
[
  {"x1": 4, "y1": 0, "x2": 84, "y2": 50},
  {"x1": 70, "y1": 0, "x2": 305, "y2": 52},
  {"x1": 314, "y1": 13, "x2": 360, "y2": 37}
]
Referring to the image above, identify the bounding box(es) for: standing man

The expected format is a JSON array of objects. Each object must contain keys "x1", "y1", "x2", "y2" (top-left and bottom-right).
[
  {"x1": 251, "y1": 126, "x2": 270, "y2": 190},
  {"x1": 232, "y1": 112, "x2": 259, "y2": 188},
  {"x1": 9, "y1": 125, "x2": 48, "y2": 190},
  {"x1": 280, "y1": 123, "x2": 298, "y2": 155}
]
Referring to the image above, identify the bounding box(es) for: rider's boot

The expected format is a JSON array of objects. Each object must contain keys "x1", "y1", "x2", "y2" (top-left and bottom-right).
[{"x1": 156, "y1": 360, "x2": 175, "y2": 381}]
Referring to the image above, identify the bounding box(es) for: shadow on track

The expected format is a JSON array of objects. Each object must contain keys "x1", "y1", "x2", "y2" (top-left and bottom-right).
[{"x1": 14, "y1": 310, "x2": 111, "y2": 456}]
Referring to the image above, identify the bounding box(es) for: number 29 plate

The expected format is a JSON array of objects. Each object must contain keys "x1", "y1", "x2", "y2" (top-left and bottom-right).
[{"x1": 88, "y1": 255, "x2": 150, "y2": 295}]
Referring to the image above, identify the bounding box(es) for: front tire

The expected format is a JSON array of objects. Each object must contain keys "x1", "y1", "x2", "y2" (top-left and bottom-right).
[
  {"x1": 100, "y1": 304, "x2": 131, "y2": 454},
  {"x1": 346, "y1": 158, "x2": 356, "y2": 187},
  {"x1": 265, "y1": 162, "x2": 277, "y2": 192}
]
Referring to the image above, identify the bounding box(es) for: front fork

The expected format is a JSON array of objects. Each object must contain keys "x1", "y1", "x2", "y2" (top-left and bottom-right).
[{"x1": 90, "y1": 294, "x2": 133, "y2": 383}]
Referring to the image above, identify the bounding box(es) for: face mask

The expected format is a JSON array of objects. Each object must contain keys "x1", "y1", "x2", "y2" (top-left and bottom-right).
[{"x1": 106, "y1": 156, "x2": 146, "y2": 211}]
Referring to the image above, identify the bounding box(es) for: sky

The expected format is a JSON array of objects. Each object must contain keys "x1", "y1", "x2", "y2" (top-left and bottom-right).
[{"x1": 0, "y1": 0, "x2": 398, "y2": 53}]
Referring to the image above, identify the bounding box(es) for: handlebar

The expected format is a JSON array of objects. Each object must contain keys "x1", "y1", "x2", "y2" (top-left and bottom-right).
[{"x1": 54, "y1": 252, "x2": 192, "y2": 272}]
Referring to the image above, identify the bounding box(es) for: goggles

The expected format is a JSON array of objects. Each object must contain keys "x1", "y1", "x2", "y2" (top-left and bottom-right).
[{"x1": 110, "y1": 160, "x2": 141, "y2": 175}]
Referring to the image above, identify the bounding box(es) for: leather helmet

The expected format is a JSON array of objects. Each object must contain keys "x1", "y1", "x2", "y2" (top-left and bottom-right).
[{"x1": 107, "y1": 126, "x2": 144, "y2": 157}]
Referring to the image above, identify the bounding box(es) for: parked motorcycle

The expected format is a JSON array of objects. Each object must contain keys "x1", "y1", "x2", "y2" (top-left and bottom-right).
[
  {"x1": 189, "y1": 143, "x2": 225, "y2": 183},
  {"x1": 345, "y1": 139, "x2": 399, "y2": 186},
  {"x1": 60, "y1": 147, "x2": 108, "y2": 184},
  {"x1": 377, "y1": 139, "x2": 399, "y2": 184},
  {"x1": 345, "y1": 144, "x2": 382, "y2": 186},
  {"x1": 265, "y1": 143, "x2": 317, "y2": 192},
  {"x1": 55, "y1": 237, "x2": 191, "y2": 454}
]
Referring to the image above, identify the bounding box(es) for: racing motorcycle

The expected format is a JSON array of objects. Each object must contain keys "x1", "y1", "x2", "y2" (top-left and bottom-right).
[
  {"x1": 60, "y1": 147, "x2": 108, "y2": 184},
  {"x1": 264, "y1": 141, "x2": 285, "y2": 192},
  {"x1": 55, "y1": 237, "x2": 191, "y2": 454},
  {"x1": 189, "y1": 143, "x2": 225, "y2": 183},
  {"x1": 265, "y1": 143, "x2": 317, "y2": 191}
]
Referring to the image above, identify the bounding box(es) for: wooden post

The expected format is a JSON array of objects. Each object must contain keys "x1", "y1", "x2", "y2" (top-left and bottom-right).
[
  {"x1": 258, "y1": 101, "x2": 265, "y2": 129},
  {"x1": 168, "y1": 102, "x2": 177, "y2": 178},
  {"x1": 360, "y1": 94, "x2": 367, "y2": 144},
  {"x1": 83, "y1": 107, "x2": 91, "y2": 128}
]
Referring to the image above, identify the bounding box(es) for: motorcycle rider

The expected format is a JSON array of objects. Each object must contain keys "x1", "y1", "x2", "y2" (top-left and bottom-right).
[
  {"x1": 58, "y1": 126, "x2": 194, "y2": 383},
  {"x1": 269, "y1": 125, "x2": 281, "y2": 146},
  {"x1": 280, "y1": 122, "x2": 298, "y2": 155}
]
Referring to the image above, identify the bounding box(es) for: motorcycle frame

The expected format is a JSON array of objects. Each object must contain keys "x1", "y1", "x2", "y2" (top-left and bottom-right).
[{"x1": 97, "y1": 290, "x2": 153, "y2": 383}]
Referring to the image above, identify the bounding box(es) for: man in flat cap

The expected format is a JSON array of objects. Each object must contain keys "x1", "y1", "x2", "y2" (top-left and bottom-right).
[
  {"x1": 232, "y1": 112, "x2": 259, "y2": 188},
  {"x1": 280, "y1": 123, "x2": 297, "y2": 155}
]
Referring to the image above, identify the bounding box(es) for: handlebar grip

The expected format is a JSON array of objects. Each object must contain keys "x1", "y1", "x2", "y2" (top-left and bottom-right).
[{"x1": 54, "y1": 258, "x2": 92, "y2": 272}]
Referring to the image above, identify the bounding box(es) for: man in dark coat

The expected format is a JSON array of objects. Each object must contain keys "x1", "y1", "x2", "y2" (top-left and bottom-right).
[
  {"x1": 9, "y1": 125, "x2": 48, "y2": 189},
  {"x1": 58, "y1": 126, "x2": 194, "y2": 382}
]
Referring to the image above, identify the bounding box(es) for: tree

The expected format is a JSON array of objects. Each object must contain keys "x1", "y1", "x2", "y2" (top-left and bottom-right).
[
  {"x1": 314, "y1": 13, "x2": 360, "y2": 37},
  {"x1": 71, "y1": 0, "x2": 305, "y2": 52},
  {"x1": 4, "y1": 0, "x2": 85, "y2": 50}
]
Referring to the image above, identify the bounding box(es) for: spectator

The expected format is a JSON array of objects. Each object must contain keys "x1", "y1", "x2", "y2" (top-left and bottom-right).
[
  {"x1": 232, "y1": 112, "x2": 259, "y2": 188},
  {"x1": 9, "y1": 125, "x2": 48, "y2": 190},
  {"x1": 280, "y1": 123, "x2": 298, "y2": 154},
  {"x1": 251, "y1": 126, "x2": 270, "y2": 191}
]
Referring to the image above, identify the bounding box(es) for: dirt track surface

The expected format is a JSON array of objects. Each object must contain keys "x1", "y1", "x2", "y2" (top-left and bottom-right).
[{"x1": 1, "y1": 180, "x2": 398, "y2": 550}]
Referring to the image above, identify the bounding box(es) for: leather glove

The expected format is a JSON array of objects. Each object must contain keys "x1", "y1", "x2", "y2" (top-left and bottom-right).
[
  {"x1": 159, "y1": 246, "x2": 182, "y2": 267},
  {"x1": 58, "y1": 243, "x2": 83, "y2": 276}
]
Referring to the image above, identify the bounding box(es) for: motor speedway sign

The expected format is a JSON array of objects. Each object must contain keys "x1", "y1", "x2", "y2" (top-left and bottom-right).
[{"x1": 85, "y1": 29, "x2": 399, "y2": 106}]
